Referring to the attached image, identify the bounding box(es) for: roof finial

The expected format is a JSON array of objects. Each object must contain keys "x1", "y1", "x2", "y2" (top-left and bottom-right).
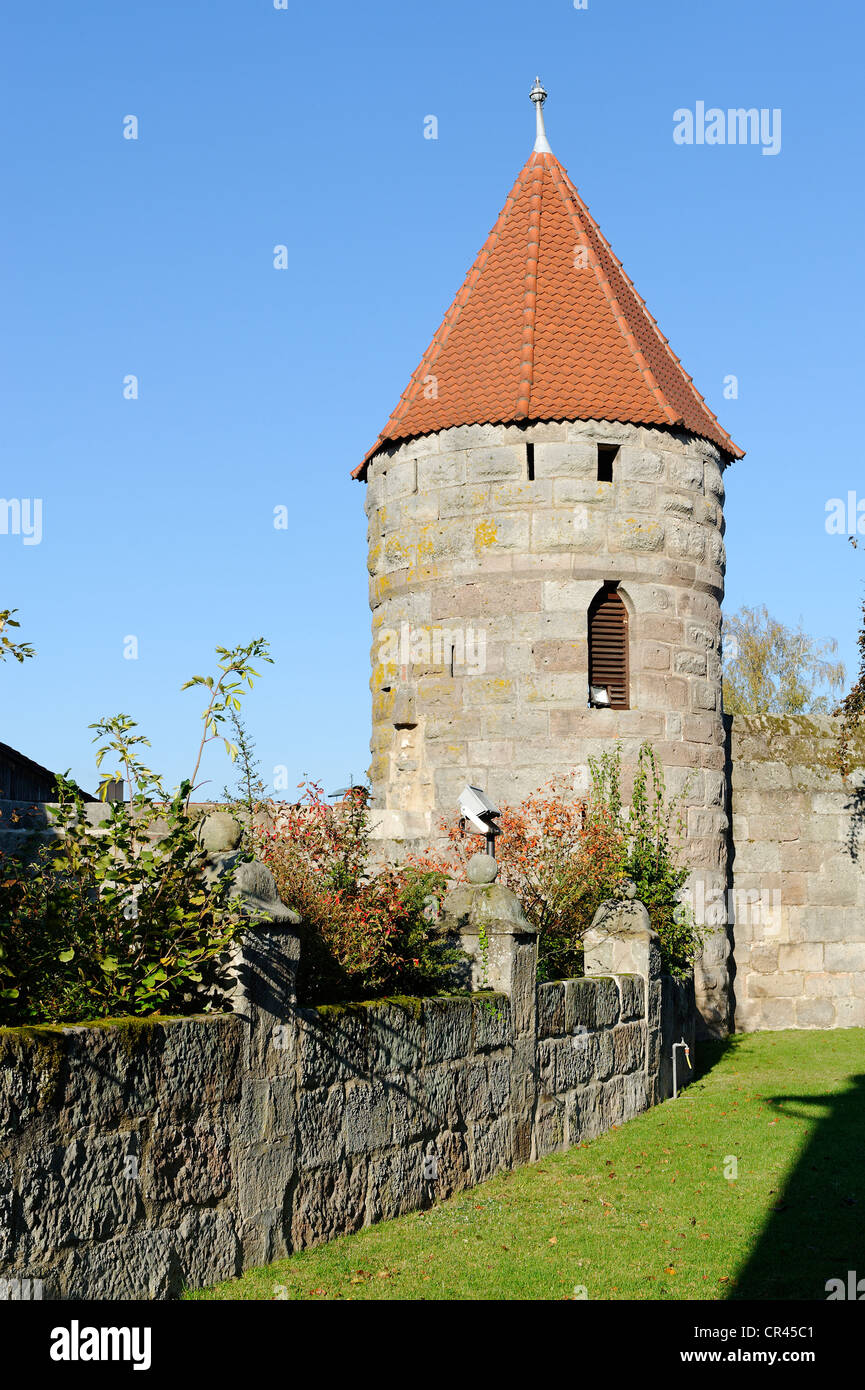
[{"x1": 530, "y1": 77, "x2": 552, "y2": 154}]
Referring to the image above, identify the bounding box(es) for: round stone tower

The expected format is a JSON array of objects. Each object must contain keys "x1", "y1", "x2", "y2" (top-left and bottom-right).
[{"x1": 354, "y1": 82, "x2": 743, "y2": 1037}]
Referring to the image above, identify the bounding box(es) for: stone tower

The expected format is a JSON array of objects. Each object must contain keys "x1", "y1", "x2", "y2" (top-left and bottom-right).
[{"x1": 354, "y1": 82, "x2": 743, "y2": 1036}]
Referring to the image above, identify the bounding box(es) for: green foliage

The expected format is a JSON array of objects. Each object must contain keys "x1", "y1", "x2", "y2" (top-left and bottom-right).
[
  {"x1": 221, "y1": 708, "x2": 268, "y2": 846},
  {"x1": 181, "y1": 637, "x2": 273, "y2": 809},
  {"x1": 421, "y1": 743, "x2": 699, "y2": 982},
  {"x1": 0, "y1": 608, "x2": 35, "y2": 665},
  {"x1": 722, "y1": 604, "x2": 845, "y2": 715},
  {"x1": 539, "y1": 743, "x2": 699, "y2": 980},
  {"x1": 0, "y1": 639, "x2": 272, "y2": 1026},
  {"x1": 615, "y1": 744, "x2": 698, "y2": 980},
  {"x1": 258, "y1": 784, "x2": 463, "y2": 1004},
  {"x1": 0, "y1": 779, "x2": 248, "y2": 1024}
]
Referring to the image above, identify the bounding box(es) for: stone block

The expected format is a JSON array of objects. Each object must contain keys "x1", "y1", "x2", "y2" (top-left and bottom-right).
[
  {"x1": 533, "y1": 441, "x2": 596, "y2": 478},
  {"x1": 417, "y1": 452, "x2": 468, "y2": 489},
  {"x1": 534, "y1": 1099, "x2": 567, "y2": 1157},
  {"x1": 824, "y1": 942, "x2": 865, "y2": 974},
  {"x1": 618, "y1": 447, "x2": 665, "y2": 482},
  {"x1": 472, "y1": 996, "x2": 511, "y2": 1051},
  {"x1": 612, "y1": 1020, "x2": 647, "y2": 1074},
  {"x1": 794, "y1": 998, "x2": 836, "y2": 1029},
  {"x1": 291, "y1": 1160, "x2": 368, "y2": 1250},
  {"x1": 758, "y1": 998, "x2": 796, "y2": 1029},
  {"x1": 298, "y1": 1009, "x2": 367, "y2": 1088},
  {"x1": 343, "y1": 1080, "x2": 392, "y2": 1153},
  {"x1": 619, "y1": 975, "x2": 645, "y2": 1021},
  {"x1": 466, "y1": 446, "x2": 526, "y2": 482},
  {"x1": 366, "y1": 1143, "x2": 427, "y2": 1224},
  {"x1": 423, "y1": 998, "x2": 473, "y2": 1062},
  {"x1": 778, "y1": 942, "x2": 823, "y2": 973},
  {"x1": 537, "y1": 982, "x2": 567, "y2": 1038},
  {"x1": 367, "y1": 1001, "x2": 425, "y2": 1073},
  {"x1": 531, "y1": 507, "x2": 605, "y2": 553},
  {"x1": 747, "y1": 971, "x2": 804, "y2": 999},
  {"x1": 470, "y1": 1114, "x2": 513, "y2": 1182}
]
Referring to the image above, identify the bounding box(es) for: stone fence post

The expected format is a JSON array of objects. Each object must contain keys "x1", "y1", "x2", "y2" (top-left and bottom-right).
[
  {"x1": 201, "y1": 812, "x2": 302, "y2": 1264},
  {"x1": 584, "y1": 896, "x2": 664, "y2": 1103},
  {"x1": 439, "y1": 852, "x2": 539, "y2": 1164}
]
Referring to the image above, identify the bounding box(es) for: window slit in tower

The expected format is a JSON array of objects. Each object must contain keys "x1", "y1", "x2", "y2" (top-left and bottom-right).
[
  {"x1": 449, "y1": 644, "x2": 456, "y2": 677},
  {"x1": 526, "y1": 442, "x2": 535, "y2": 481},
  {"x1": 597, "y1": 443, "x2": 618, "y2": 482}
]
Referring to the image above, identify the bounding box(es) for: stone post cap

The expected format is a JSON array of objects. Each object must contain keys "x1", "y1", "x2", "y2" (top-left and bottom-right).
[
  {"x1": 587, "y1": 897, "x2": 656, "y2": 940},
  {"x1": 197, "y1": 810, "x2": 244, "y2": 852},
  {"x1": 440, "y1": 880, "x2": 536, "y2": 937},
  {"x1": 204, "y1": 850, "x2": 300, "y2": 927},
  {"x1": 584, "y1": 898, "x2": 659, "y2": 979}
]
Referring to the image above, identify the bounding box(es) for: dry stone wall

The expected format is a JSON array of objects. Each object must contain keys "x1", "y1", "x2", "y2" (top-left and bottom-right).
[
  {"x1": 728, "y1": 715, "x2": 865, "y2": 1031},
  {"x1": 0, "y1": 897, "x2": 688, "y2": 1299}
]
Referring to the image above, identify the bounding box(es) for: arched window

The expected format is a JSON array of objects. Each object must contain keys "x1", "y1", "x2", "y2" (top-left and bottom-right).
[{"x1": 588, "y1": 584, "x2": 629, "y2": 709}]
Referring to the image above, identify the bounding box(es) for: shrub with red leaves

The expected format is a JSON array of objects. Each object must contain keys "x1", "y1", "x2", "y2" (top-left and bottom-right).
[{"x1": 254, "y1": 783, "x2": 459, "y2": 1004}]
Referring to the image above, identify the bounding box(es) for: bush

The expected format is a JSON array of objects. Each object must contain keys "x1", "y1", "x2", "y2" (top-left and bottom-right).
[
  {"x1": 255, "y1": 783, "x2": 462, "y2": 1004},
  {"x1": 592, "y1": 743, "x2": 700, "y2": 979},
  {"x1": 0, "y1": 639, "x2": 271, "y2": 1025},
  {"x1": 417, "y1": 742, "x2": 701, "y2": 981}
]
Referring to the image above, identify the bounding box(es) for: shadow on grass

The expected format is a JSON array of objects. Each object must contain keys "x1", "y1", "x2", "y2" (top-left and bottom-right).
[
  {"x1": 692, "y1": 1036, "x2": 738, "y2": 1083},
  {"x1": 724, "y1": 1070, "x2": 865, "y2": 1300}
]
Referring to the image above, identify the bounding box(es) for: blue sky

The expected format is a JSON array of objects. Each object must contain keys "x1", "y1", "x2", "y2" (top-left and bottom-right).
[{"x1": 1, "y1": 0, "x2": 862, "y2": 798}]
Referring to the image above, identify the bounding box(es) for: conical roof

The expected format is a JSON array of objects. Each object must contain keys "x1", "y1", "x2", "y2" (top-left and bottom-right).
[{"x1": 355, "y1": 145, "x2": 742, "y2": 478}]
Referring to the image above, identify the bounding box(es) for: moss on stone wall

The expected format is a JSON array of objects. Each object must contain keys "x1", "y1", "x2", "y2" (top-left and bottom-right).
[{"x1": 730, "y1": 713, "x2": 865, "y2": 771}]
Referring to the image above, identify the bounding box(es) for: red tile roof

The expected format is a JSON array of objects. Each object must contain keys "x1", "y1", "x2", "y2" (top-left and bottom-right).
[{"x1": 354, "y1": 150, "x2": 742, "y2": 478}]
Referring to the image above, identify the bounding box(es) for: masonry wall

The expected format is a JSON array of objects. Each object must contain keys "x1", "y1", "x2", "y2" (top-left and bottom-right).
[
  {"x1": 0, "y1": 916, "x2": 688, "y2": 1299},
  {"x1": 729, "y1": 714, "x2": 865, "y2": 1031},
  {"x1": 365, "y1": 416, "x2": 732, "y2": 1033}
]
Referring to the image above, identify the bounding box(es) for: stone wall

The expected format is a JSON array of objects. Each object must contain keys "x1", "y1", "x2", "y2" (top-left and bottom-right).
[
  {"x1": 0, "y1": 897, "x2": 690, "y2": 1299},
  {"x1": 364, "y1": 416, "x2": 731, "y2": 1035},
  {"x1": 728, "y1": 714, "x2": 865, "y2": 1031}
]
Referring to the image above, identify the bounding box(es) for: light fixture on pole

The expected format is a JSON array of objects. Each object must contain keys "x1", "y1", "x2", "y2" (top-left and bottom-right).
[{"x1": 457, "y1": 784, "x2": 501, "y2": 858}]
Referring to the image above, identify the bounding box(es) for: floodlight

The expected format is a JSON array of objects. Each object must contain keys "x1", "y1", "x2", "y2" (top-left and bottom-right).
[
  {"x1": 589, "y1": 684, "x2": 611, "y2": 708},
  {"x1": 457, "y1": 784, "x2": 501, "y2": 855}
]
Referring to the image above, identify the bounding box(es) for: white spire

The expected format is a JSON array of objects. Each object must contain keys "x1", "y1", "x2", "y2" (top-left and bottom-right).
[{"x1": 530, "y1": 77, "x2": 552, "y2": 153}]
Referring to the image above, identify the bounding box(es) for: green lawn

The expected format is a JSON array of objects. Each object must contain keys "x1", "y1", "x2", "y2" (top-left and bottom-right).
[{"x1": 188, "y1": 1029, "x2": 865, "y2": 1301}]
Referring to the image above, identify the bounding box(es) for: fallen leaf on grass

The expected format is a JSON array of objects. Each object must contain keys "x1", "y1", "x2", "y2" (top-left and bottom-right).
[{"x1": 548, "y1": 1236, "x2": 558, "y2": 1245}]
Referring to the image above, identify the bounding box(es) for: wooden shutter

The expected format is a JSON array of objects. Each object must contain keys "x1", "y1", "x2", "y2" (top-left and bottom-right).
[{"x1": 588, "y1": 586, "x2": 629, "y2": 709}]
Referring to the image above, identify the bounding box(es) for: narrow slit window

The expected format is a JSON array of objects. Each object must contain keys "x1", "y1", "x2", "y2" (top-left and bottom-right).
[
  {"x1": 597, "y1": 443, "x2": 618, "y2": 482},
  {"x1": 588, "y1": 584, "x2": 629, "y2": 709},
  {"x1": 526, "y1": 442, "x2": 535, "y2": 481}
]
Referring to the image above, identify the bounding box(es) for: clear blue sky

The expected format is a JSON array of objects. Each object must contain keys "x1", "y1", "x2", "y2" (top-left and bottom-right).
[{"x1": 1, "y1": 0, "x2": 862, "y2": 798}]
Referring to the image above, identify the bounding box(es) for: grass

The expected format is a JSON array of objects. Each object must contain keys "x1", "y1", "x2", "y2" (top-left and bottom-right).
[{"x1": 187, "y1": 1028, "x2": 865, "y2": 1301}]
